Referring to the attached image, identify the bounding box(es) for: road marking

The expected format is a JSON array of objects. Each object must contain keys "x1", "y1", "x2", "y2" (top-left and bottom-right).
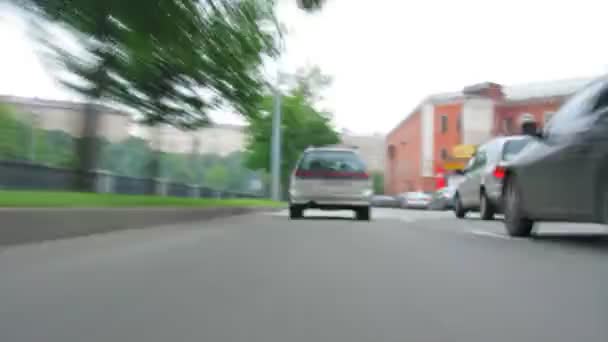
[{"x1": 470, "y1": 229, "x2": 511, "y2": 240}]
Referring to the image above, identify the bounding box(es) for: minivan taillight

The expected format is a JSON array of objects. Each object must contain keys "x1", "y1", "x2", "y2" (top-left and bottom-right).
[
  {"x1": 354, "y1": 172, "x2": 369, "y2": 179},
  {"x1": 295, "y1": 170, "x2": 312, "y2": 178},
  {"x1": 493, "y1": 166, "x2": 506, "y2": 179}
]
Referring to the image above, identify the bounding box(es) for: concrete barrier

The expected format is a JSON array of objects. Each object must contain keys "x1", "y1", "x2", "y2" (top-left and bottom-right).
[{"x1": 0, "y1": 207, "x2": 278, "y2": 247}]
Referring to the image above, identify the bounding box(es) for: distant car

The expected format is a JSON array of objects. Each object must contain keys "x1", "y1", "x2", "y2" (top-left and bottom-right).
[
  {"x1": 395, "y1": 193, "x2": 409, "y2": 208},
  {"x1": 288, "y1": 146, "x2": 373, "y2": 220},
  {"x1": 501, "y1": 77, "x2": 608, "y2": 236},
  {"x1": 454, "y1": 135, "x2": 532, "y2": 220},
  {"x1": 428, "y1": 186, "x2": 457, "y2": 210},
  {"x1": 403, "y1": 191, "x2": 432, "y2": 209},
  {"x1": 371, "y1": 195, "x2": 400, "y2": 208}
]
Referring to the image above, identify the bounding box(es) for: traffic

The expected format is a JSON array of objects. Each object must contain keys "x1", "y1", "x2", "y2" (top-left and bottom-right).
[{"x1": 306, "y1": 76, "x2": 608, "y2": 238}]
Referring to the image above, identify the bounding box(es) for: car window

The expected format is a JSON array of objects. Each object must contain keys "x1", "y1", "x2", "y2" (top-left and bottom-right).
[
  {"x1": 502, "y1": 139, "x2": 531, "y2": 161},
  {"x1": 485, "y1": 140, "x2": 502, "y2": 163},
  {"x1": 545, "y1": 80, "x2": 605, "y2": 138},
  {"x1": 298, "y1": 150, "x2": 366, "y2": 172},
  {"x1": 471, "y1": 148, "x2": 487, "y2": 171},
  {"x1": 464, "y1": 156, "x2": 476, "y2": 172}
]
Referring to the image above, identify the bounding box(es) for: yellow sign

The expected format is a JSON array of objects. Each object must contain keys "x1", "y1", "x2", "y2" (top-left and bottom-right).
[
  {"x1": 443, "y1": 161, "x2": 467, "y2": 171},
  {"x1": 452, "y1": 144, "x2": 476, "y2": 159}
]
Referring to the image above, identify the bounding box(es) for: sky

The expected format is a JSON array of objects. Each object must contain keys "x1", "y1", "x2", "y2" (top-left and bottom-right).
[{"x1": 1, "y1": 0, "x2": 608, "y2": 135}]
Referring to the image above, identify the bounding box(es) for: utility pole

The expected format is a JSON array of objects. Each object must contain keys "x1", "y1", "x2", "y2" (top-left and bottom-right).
[{"x1": 270, "y1": 84, "x2": 282, "y2": 201}]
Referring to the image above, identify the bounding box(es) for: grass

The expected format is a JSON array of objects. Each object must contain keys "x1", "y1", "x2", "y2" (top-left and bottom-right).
[{"x1": 0, "y1": 191, "x2": 285, "y2": 208}]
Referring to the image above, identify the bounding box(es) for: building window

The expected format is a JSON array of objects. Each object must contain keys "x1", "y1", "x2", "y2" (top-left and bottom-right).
[
  {"x1": 504, "y1": 117, "x2": 514, "y2": 134},
  {"x1": 440, "y1": 148, "x2": 448, "y2": 160},
  {"x1": 441, "y1": 115, "x2": 448, "y2": 133}
]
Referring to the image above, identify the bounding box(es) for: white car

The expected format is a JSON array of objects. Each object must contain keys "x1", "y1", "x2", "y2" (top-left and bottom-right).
[
  {"x1": 288, "y1": 147, "x2": 373, "y2": 220},
  {"x1": 402, "y1": 191, "x2": 433, "y2": 209}
]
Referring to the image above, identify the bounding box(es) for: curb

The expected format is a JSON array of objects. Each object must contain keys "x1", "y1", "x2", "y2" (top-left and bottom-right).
[{"x1": 0, "y1": 206, "x2": 282, "y2": 247}]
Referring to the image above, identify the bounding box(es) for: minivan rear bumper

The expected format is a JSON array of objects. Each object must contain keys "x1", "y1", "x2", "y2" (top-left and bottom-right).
[{"x1": 290, "y1": 195, "x2": 371, "y2": 209}]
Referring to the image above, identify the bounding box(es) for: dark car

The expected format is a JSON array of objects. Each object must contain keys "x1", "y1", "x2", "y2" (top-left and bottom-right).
[
  {"x1": 453, "y1": 135, "x2": 532, "y2": 219},
  {"x1": 501, "y1": 77, "x2": 608, "y2": 236}
]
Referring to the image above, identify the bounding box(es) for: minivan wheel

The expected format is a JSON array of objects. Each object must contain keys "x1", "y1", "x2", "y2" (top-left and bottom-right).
[
  {"x1": 504, "y1": 177, "x2": 534, "y2": 237},
  {"x1": 289, "y1": 205, "x2": 303, "y2": 219},
  {"x1": 356, "y1": 206, "x2": 371, "y2": 221},
  {"x1": 480, "y1": 191, "x2": 495, "y2": 220},
  {"x1": 454, "y1": 194, "x2": 466, "y2": 219}
]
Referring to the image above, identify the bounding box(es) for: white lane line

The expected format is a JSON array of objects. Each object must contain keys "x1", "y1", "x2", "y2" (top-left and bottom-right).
[{"x1": 470, "y1": 229, "x2": 512, "y2": 240}]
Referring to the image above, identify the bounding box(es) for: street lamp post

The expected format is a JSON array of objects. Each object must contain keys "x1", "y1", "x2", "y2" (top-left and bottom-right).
[{"x1": 270, "y1": 84, "x2": 282, "y2": 201}]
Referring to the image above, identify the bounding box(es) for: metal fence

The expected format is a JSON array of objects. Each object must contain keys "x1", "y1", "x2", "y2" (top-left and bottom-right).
[{"x1": 0, "y1": 99, "x2": 268, "y2": 198}]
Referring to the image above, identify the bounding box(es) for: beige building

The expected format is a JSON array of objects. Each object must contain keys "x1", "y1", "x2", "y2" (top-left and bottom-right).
[
  {"x1": 340, "y1": 133, "x2": 385, "y2": 172},
  {"x1": 0, "y1": 95, "x2": 386, "y2": 168},
  {"x1": 0, "y1": 95, "x2": 248, "y2": 156},
  {"x1": 0, "y1": 95, "x2": 132, "y2": 143},
  {"x1": 134, "y1": 123, "x2": 246, "y2": 156}
]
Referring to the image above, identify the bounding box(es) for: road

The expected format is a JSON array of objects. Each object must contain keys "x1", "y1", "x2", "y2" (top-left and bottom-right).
[{"x1": 1, "y1": 208, "x2": 607, "y2": 342}]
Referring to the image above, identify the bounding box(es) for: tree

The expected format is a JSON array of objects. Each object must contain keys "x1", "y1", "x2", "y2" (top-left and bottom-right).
[
  {"x1": 14, "y1": 0, "x2": 278, "y2": 191},
  {"x1": 244, "y1": 69, "x2": 340, "y2": 196},
  {"x1": 205, "y1": 163, "x2": 229, "y2": 190},
  {"x1": 0, "y1": 104, "x2": 31, "y2": 161},
  {"x1": 372, "y1": 172, "x2": 384, "y2": 194}
]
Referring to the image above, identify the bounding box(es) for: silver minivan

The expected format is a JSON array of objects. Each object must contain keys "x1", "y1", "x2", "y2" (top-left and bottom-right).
[
  {"x1": 288, "y1": 147, "x2": 373, "y2": 220},
  {"x1": 454, "y1": 136, "x2": 532, "y2": 220}
]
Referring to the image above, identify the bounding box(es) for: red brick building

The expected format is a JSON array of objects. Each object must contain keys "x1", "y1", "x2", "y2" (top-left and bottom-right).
[{"x1": 385, "y1": 77, "x2": 593, "y2": 195}]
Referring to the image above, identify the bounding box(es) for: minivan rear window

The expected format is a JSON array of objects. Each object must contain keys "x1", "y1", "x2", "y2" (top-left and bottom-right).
[
  {"x1": 298, "y1": 150, "x2": 366, "y2": 173},
  {"x1": 502, "y1": 139, "x2": 531, "y2": 161}
]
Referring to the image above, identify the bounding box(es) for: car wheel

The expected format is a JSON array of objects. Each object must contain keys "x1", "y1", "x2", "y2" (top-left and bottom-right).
[
  {"x1": 356, "y1": 206, "x2": 371, "y2": 221},
  {"x1": 504, "y1": 177, "x2": 534, "y2": 237},
  {"x1": 289, "y1": 205, "x2": 303, "y2": 220},
  {"x1": 479, "y1": 191, "x2": 495, "y2": 220},
  {"x1": 454, "y1": 194, "x2": 466, "y2": 219}
]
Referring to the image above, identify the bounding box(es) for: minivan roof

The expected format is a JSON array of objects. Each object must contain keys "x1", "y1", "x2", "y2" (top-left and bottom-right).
[{"x1": 304, "y1": 146, "x2": 359, "y2": 153}]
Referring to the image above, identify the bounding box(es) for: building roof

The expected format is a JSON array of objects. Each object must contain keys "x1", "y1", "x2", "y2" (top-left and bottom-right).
[
  {"x1": 0, "y1": 95, "x2": 127, "y2": 116},
  {"x1": 427, "y1": 77, "x2": 596, "y2": 104}
]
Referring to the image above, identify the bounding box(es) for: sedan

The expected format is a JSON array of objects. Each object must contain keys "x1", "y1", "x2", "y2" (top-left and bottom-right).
[
  {"x1": 402, "y1": 191, "x2": 432, "y2": 209},
  {"x1": 371, "y1": 195, "x2": 400, "y2": 208},
  {"x1": 501, "y1": 77, "x2": 608, "y2": 236}
]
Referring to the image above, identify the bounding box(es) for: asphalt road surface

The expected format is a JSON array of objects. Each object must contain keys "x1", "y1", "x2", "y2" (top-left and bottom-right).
[{"x1": 1, "y1": 208, "x2": 607, "y2": 342}]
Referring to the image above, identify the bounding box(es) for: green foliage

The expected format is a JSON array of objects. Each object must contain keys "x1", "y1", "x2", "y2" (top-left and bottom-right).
[
  {"x1": 0, "y1": 104, "x2": 32, "y2": 161},
  {"x1": 372, "y1": 172, "x2": 384, "y2": 194},
  {"x1": 17, "y1": 0, "x2": 278, "y2": 127},
  {"x1": 244, "y1": 68, "x2": 340, "y2": 192},
  {"x1": 205, "y1": 163, "x2": 230, "y2": 190},
  {"x1": 0, "y1": 191, "x2": 283, "y2": 208},
  {"x1": 99, "y1": 136, "x2": 153, "y2": 177},
  {"x1": 37, "y1": 130, "x2": 77, "y2": 168}
]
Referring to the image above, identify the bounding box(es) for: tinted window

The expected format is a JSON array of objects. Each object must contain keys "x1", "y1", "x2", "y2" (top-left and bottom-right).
[
  {"x1": 545, "y1": 80, "x2": 605, "y2": 137},
  {"x1": 298, "y1": 150, "x2": 366, "y2": 172},
  {"x1": 502, "y1": 139, "x2": 531, "y2": 161}
]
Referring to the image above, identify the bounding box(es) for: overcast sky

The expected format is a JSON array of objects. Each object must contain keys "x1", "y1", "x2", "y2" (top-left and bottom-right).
[{"x1": 1, "y1": 0, "x2": 608, "y2": 134}]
